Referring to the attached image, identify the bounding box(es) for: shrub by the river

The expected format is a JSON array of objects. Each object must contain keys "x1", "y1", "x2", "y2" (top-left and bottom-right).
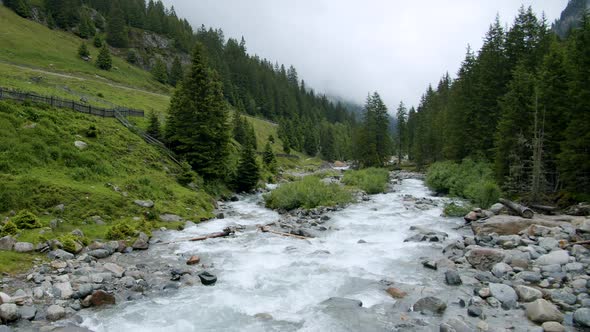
[
  {"x1": 264, "y1": 176, "x2": 352, "y2": 210},
  {"x1": 12, "y1": 210, "x2": 42, "y2": 229},
  {"x1": 342, "y1": 168, "x2": 390, "y2": 194},
  {"x1": 426, "y1": 159, "x2": 501, "y2": 208}
]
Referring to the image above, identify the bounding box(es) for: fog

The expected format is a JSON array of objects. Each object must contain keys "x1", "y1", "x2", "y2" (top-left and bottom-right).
[{"x1": 163, "y1": 0, "x2": 567, "y2": 108}]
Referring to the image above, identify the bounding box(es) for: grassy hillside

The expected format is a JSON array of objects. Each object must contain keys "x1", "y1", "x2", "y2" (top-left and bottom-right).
[{"x1": 0, "y1": 100, "x2": 214, "y2": 243}]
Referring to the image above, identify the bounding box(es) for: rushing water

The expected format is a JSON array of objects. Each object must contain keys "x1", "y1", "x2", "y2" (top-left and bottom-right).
[{"x1": 82, "y1": 179, "x2": 466, "y2": 332}]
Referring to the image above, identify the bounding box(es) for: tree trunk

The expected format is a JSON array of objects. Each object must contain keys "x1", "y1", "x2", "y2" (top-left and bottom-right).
[
  {"x1": 499, "y1": 198, "x2": 534, "y2": 219},
  {"x1": 258, "y1": 226, "x2": 311, "y2": 240}
]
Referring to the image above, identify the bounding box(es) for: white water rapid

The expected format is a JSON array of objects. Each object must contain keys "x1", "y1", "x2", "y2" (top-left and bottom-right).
[{"x1": 81, "y1": 178, "x2": 466, "y2": 332}]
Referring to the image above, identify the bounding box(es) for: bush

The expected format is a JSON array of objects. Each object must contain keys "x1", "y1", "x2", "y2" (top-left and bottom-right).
[
  {"x1": 12, "y1": 210, "x2": 42, "y2": 229},
  {"x1": 1, "y1": 220, "x2": 19, "y2": 236},
  {"x1": 443, "y1": 202, "x2": 472, "y2": 217},
  {"x1": 106, "y1": 222, "x2": 135, "y2": 240},
  {"x1": 264, "y1": 176, "x2": 352, "y2": 210},
  {"x1": 426, "y1": 159, "x2": 500, "y2": 208},
  {"x1": 85, "y1": 125, "x2": 98, "y2": 138},
  {"x1": 342, "y1": 168, "x2": 390, "y2": 194}
]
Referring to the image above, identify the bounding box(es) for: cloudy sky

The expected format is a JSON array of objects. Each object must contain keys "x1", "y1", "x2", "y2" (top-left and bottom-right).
[{"x1": 163, "y1": 0, "x2": 567, "y2": 109}]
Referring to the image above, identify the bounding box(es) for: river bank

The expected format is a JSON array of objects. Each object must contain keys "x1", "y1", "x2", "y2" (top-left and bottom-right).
[{"x1": 1, "y1": 171, "x2": 589, "y2": 331}]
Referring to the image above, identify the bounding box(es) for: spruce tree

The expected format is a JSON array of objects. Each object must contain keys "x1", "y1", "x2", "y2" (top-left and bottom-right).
[
  {"x1": 234, "y1": 142, "x2": 260, "y2": 192},
  {"x1": 151, "y1": 58, "x2": 168, "y2": 84},
  {"x1": 106, "y1": 0, "x2": 128, "y2": 47},
  {"x1": 5, "y1": 0, "x2": 31, "y2": 18},
  {"x1": 169, "y1": 57, "x2": 183, "y2": 86},
  {"x1": 166, "y1": 43, "x2": 231, "y2": 180},
  {"x1": 395, "y1": 101, "x2": 407, "y2": 165},
  {"x1": 263, "y1": 141, "x2": 277, "y2": 173},
  {"x1": 146, "y1": 112, "x2": 161, "y2": 139},
  {"x1": 78, "y1": 9, "x2": 95, "y2": 38},
  {"x1": 78, "y1": 42, "x2": 90, "y2": 58},
  {"x1": 93, "y1": 35, "x2": 103, "y2": 48},
  {"x1": 96, "y1": 44, "x2": 112, "y2": 70}
]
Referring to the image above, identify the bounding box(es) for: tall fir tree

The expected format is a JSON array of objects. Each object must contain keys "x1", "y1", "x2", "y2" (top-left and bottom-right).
[
  {"x1": 165, "y1": 43, "x2": 231, "y2": 180},
  {"x1": 146, "y1": 111, "x2": 161, "y2": 139},
  {"x1": 395, "y1": 101, "x2": 407, "y2": 164},
  {"x1": 96, "y1": 44, "x2": 112, "y2": 70},
  {"x1": 106, "y1": 0, "x2": 128, "y2": 47},
  {"x1": 234, "y1": 142, "x2": 260, "y2": 192},
  {"x1": 262, "y1": 141, "x2": 277, "y2": 173},
  {"x1": 151, "y1": 58, "x2": 168, "y2": 84},
  {"x1": 169, "y1": 57, "x2": 183, "y2": 86}
]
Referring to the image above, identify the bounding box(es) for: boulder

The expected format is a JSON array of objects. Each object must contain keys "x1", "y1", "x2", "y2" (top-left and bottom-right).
[
  {"x1": 471, "y1": 215, "x2": 565, "y2": 236},
  {"x1": 0, "y1": 304, "x2": 19, "y2": 322},
  {"x1": 573, "y1": 308, "x2": 590, "y2": 327},
  {"x1": 198, "y1": 272, "x2": 217, "y2": 286},
  {"x1": 413, "y1": 296, "x2": 446, "y2": 314},
  {"x1": 541, "y1": 322, "x2": 565, "y2": 332},
  {"x1": 526, "y1": 299, "x2": 563, "y2": 324},
  {"x1": 465, "y1": 248, "x2": 505, "y2": 270},
  {"x1": 0, "y1": 293, "x2": 10, "y2": 305},
  {"x1": 46, "y1": 305, "x2": 66, "y2": 321},
  {"x1": 515, "y1": 285, "x2": 543, "y2": 302},
  {"x1": 134, "y1": 200, "x2": 154, "y2": 208},
  {"x1": 87, "y1": 249, "x2": 110, "y2": 259},
  {"x1": 103, "y1": 263, "x2": 125, "y2": 278},
  {"x1": 445, "y1": 270, "x2": 462, "y2": 286},
  {"x1": 0, "y1": 236, "x2": 16, "y2": 251},
  {"x1": 13, "y1": 242, "x2": 34, "y2": 253},
  {"x1": 89, "y1": 290, "x2": 116, "y2": 307},
  {"x1": 385, "y1": 287, "x2": 407, "y2": 299},
  {"x1": 464, "y1": 211, "x2": 478, "y2": 222},
  {"x1": 490, "y1": 203, "x2": 505, "y2": 215},
  {"x1": 489, "y1": 283, "x2": 517, "y2": 308},
  {"x1": 159, "y1": 214, "x2": 183, "y2": 222},
  {"x1": 74, "y1": 140, "x2": 87, "y2": 150},
  {"x1": 53, "y1": 282, "x2": 73, "y2": 299},
  {"x1": 491, "y1": 262, "x2": 513, "y2": 278},
  {"x1": 132, "y1": 232, "x2": 149, "y2": 250},
  {"x1": 535, "y1": 250, "x2": 569, "y2": 266},
  {"x1": 18, "y1": 305, "x2": 36, "y2": 321},
  {"x1": 467, "y1": 305, "x2": 482, "y2": 317},
  {"x1": 186, "y1": 256, "x2": 201, "y2": 265},
  {"x1": 47, "y1": 249, "x2": 74, "y2": 260}
]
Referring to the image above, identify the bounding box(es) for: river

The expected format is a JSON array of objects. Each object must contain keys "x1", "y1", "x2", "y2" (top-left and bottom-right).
[{"x1": 81, "y1": 178, "x2": 468, "y2": 332}]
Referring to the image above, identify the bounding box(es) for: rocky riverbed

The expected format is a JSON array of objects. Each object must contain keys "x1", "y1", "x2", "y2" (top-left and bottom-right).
[{"x1": 1, "y1": 171, "x2": 589, "y2": 331}]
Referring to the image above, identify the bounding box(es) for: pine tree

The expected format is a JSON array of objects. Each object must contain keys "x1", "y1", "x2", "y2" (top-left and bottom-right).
[
  {"x1": 234, "y1": 142, "x2": 260, "y2": 192},
  {"x1": 395, "y1": 101, "x2": 407, "y2": 165},
  {"x1": 93, "y1": 35, "x2": 103, "y2": 48},
  {"x1": 169, "y1": 57, "x2": 183, "y2": 86},
  {"x1": 146, "y1": 111, "x2": 161, "y2": 139},
  {"x1": 106, "y1": 0, "x2": 128, "y2": 47},
  {"x1": 126, "y1": 49, "x2": 138, "y2": 64},
  {"x1": 356, "y1": 92, "x2": 391, "y2": 168},
  {"x1": 151, "y1": 58, "x2": 168, "y2": 84},
  {"x1": 5, "y1": 0, "x2": 31, "y2": 18},
  {"x1": 78, "y1": 8, "x2": 95, "y2": 38},
  {"x1": 262, "y1": 141, "x2": 277, "y2": 173},
  {"x1": 165, "y1": 43, "x2": 231, "y2": 180},
  {"x1": 78, "y1": 42, "x2": 90, "y2": 58},
  {"x1": 96, "y1": 44, "x2": 112, "y2": 70}
]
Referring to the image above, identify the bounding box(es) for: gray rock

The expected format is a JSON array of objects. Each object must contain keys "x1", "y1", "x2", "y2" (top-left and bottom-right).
[
  {"x1": 535, "y1": 250, "x2": 569, "y2": 266},
  {"x1": 549, "y1": 289, "x2": 577, "y2": 305},
  {"x1": 0, "y1": 304, "x2": 19, "y2": 322},
  {"x1": 134, "y1": 200, "x2": 154, "y2": 208},
  {"x1": 490, "y1": 203, "x2": 504, "y2": 214},
  {"x1": 88, "y1": 249, "x2": 110, "y2": 259},
  {"x1": 574, "y1": 308, "x2": 590, "y2": 327},
  {"x1": 445, "y1": 270, "x2": 462, "y2": 286},
  {"x1": 515, "y1": 285, "x2": 543, "y2": 302},
  {"x1": 71, "y1": 229, "x2": 84, "y2": 237},
  {"x1": 571, "y1": 278, "x2": 587, "y2": 290},
  {"x1": 46, "y1": 304, "x2": 66, "y2": 321},
  {"x1": 465, "y1": 248, "x2": 505, "y2": 271},
  {"x1": 74, "y1": 140, "x2": 87, "y2": 150},
  {"x1": 538, "y1": 237, "x2": 559, "y2": 251},
  {"x1": 0, "y1": 293, "x2": 10, "y2": 305},
  {"x1": 19, "y1": 305, "x2": 36, "y2": 320},
  {"x1": 565, "y1": 262, "x2": 584, "y2": 272},
  {"x1": 413, "y1": 296, "x2": 446, "y2": 314},
  {"x1": 0, "y1": 325, "x2": 12, "y2": 332},
  {"x1": 541, "y1": 321, "x2": 565, "y2": 332},
  {"x1": 13, "y1": 242, "x2": 34, "y2": 253},
  {"x1": 489, "y1": 283, "x2": 517, "y2": 308},
  {"x1": 47, "y1": 249, "x2": 74, "y2": 260},
  {"x1": 0, "y1": 236, "x2": 15, "y2": 251},
  {"x1": 526, "y1": 299, "x2": 564, "y2": 323},
  {"x1": 440, "y1": 318, "x2": 471, "y2": 332},
  {"x1": 515, "y1": 271, "x2": 542, "y2": 283},
  {"x1": 467, "y1": 305, "x2": 482, "y2": 317},
  {"x1": 132, "y1": 232, "x2": 149, "y2": 250},
  {"x1": 491, "y1": 262, "x2": 513, "y2": 277},
  {"x1": 103, "y1": 263, "x2": 125, "y2": 278},
  {"x1": 321, "y1": 297, "x2": 362, "y2": 308},
  {"x1": 53, "y1": 282, "x2": 73, "y2": 299},
  {"x1": 159, "y1": 214, "x2": 182, "y2": 222},
  {"x1": 75, "y1": 284, "x2": 93, "y2": 299}
]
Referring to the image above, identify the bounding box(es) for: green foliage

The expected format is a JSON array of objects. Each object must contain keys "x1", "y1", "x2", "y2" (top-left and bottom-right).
[
  {"x1": 85, "y1": 125, "x2": 98, "y2": 138},
  {"x1": 4, "y1": 0, "x2": 30, "y2": 18},
  {"x1": 106, "y1": 1, "x2": 128, "y2": 48},
  {"x1": 165, "y1": 43, "x2": 231, "y2": 180},
  {"x1": 264, "y1": 176, "x2": 352, "y2": 210},
  {"x1": 0, "y1": 220, "x2": 19, "y2": 236},
  {"x1": 168, "y1": 57, "x2": 183, "y2": 87},
  {"x1": 355, "y1": 92, "x2": 391, "y2": 168},
  {"x1": 342, "y1": 167, "x2": 390, "y2": 194},
  {"x1": 93, "y1": 35, "x2": 103, "y2": 48},
  {"x1": 426, "y1": 160, "x2": 501, "y2": 208},
  {"x1": 146, "y1": 112, "x2": 160, "y2": 139},
  {"x1": 234, "y1": 143, "x2": 260, "y2": 192},
  {"x1": 96, "y1": 44, "x2": 112, "y2": 70},
  {"x1": 126, "y1": 49, "x2": 138, "y2": 64},
  {"x1": 58, "y1": 234, "x2": 85, "y2": 253},
  {"x1": 106, "y1": 222, "x2": 135, "y2": 240},
  {"x1": 262, "y1": 141, "x2": 277, "y2": 173},
  {"x1": 12, "y1": 210, "x2": 42, "y2": 229},
  {"x1": 78, "y1": 42, "x2": 90, "y2": 58},
  {"x1": 78, "y1": 8, "x2": 95, "y2": 39},
  {"x1": 151, "y1": 58, "x2": 168, "y2": 84},
  {"x1": 443, "y1": 202, "x2": 473, "y2": 217}
]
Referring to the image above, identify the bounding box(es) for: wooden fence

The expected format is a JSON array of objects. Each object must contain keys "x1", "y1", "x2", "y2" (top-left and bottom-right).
[{"x1": 0, "y1": 86, "x2": 144, "y2": 118}]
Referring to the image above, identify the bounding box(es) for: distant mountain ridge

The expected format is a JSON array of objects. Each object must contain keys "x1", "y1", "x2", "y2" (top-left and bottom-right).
[{"x1": 553, "y1": 0, "x2": 590, "y2": 38}]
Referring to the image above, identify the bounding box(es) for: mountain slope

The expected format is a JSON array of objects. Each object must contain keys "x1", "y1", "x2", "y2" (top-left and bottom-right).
[{"x1": 553, "y1": 0, "x2": 590, "y2": 38}]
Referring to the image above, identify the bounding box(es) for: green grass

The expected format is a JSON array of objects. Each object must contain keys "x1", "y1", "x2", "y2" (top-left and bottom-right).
[
  {"x1": 0, "y1": 100, "x2": 215, "y2": 245},
  {"x1": 0, "y1": 250, "x2": 46, "y2": 275},
  {"x1": 342, "y1": 168, "x2": 390, "y2": 194},
  {"x1": 264, "y1": 175, "x2": 353, "y2": 210},
  {"x1": 426, "y1": 159, "x2": 501, "y2": 208}
]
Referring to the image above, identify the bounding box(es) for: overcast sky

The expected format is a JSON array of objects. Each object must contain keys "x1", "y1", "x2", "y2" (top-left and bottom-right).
[{"x1": 163, "y1": 0, "x2": 567, "y2": 109}]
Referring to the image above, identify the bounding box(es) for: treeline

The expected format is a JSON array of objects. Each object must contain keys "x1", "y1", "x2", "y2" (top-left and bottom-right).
[{"x1": 397, "y1": 7, "x2": 590, "y2": 203}]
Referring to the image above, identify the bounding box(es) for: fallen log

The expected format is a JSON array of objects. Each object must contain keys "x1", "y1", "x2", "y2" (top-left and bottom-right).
[
  {"x1": 499, "y1": 198, "x2": 534, "y2": 219},
  {"x1": 530, "y1": 204, "x2": 559, "y2": 215},
  {"x1": 258, "y1": 226, "x2": 311, "y2": 240},
  {"x1": 162, "y1": 227, "x2": 235, "y2": 244}
]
